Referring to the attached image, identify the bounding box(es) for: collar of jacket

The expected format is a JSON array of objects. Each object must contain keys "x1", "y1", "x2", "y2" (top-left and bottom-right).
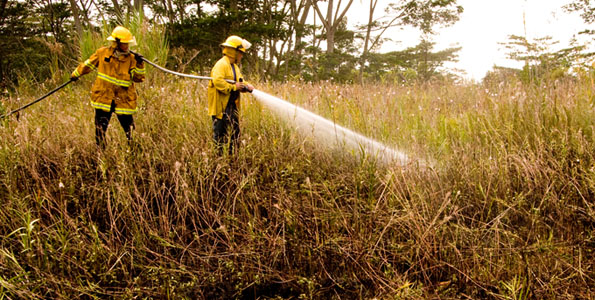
[
  {"x1": 224, "y1": 55, "x2": 237, "y2": 65},
  {"x1": 110, "y1": 45, "x2": 131, "y2": 60}
]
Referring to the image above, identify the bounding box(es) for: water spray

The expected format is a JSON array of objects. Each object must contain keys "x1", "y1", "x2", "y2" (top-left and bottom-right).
[
  {"x1": 140, "y1": 55, "x2": 419, "y2": 166},
  {"x1": 1, "y1": 52, "x2": 420, "y2": 166},
  {"x1": 250, "y1": 90, "x2": 410, "y2": 165}
]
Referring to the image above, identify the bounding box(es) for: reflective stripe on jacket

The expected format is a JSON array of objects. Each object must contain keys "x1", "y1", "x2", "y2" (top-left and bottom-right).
[
  {"x1": 208, "y1": 56, "x2": 244, "y2": 119},
  {"x1": 72, "y1": 45, "x2": 145, "y2": 115}
]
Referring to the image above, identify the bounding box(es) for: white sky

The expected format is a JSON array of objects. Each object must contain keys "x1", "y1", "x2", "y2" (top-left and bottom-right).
[{"x1": 347, "y1": 0, "x2": 591, "y2": 81}]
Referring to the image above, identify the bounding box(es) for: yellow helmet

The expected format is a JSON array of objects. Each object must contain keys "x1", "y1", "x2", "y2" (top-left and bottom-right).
[
  {"x1": 220, "y1": 35, "x2": 251, "y2": 53},
  {"x1": 107, "y1": 26, "x2": 137, "y2": 46}
]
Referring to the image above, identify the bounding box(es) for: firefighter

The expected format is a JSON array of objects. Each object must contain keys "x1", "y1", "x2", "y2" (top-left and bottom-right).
[
  {"x1": 208, "y1": 35, "x2": 254, "y2": 155},
  {"x1": 71, "y1": 26, "x2": 145, "y2": 148}
]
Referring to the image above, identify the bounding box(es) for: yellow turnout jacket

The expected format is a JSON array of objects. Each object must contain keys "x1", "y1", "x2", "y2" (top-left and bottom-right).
[
  {"x1": 72, "y1": 45, "x2": 145, "y2": 115},
  {"x1": 208, "y1": 55, "x2": 244, "y2": 119}
]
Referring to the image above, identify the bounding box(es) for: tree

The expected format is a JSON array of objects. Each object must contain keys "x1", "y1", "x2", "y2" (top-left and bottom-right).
[
  {"x1": 0, "y1": 1, "x2": 66, "y2": 86},
  {"x1": 32, "y1": 0, "x2": 72, "y2": 43},
  {"x1": 357, "y1": 39, "x2": 460, "y2": 83},
  {"x1": 500, "y1": 34, "x2": 592, "y2": 83},
  {"x1": 314, "y1": 16, "x2": 358, "y2": 81},
  {"x1": 356, "y1": 0, "x2": 463, "y2": 83},
  {"x1": 564, "y1": 0, "x2": 595, "y2": 25},
  {"x1": 0, "y1": 0, "x2": 463, "y2": 85},
  {"x1": 277, "y1": 0, "x2": 312, "y2": 77},
  {"x1": 68, "y1": 0, "x2": 83, "y2": 37},
  {"x1": 289, "y1": 0, "x2": 312, "y2": 56},
  {"x1": 68, "y1": 0, "x2": 98, "y2": 35},
  {"x1": 357, "y1": 0, "x2": 379, "y2": 83},
  {"x1": 165, "y1": 0, "x2": 295, "y2": 78},
  {"x1": 410, "y1": 39, "x2": 460, "y2": 81},
  {"x1": 312, "y1": 0, "x2": 354, "y2": 53}
]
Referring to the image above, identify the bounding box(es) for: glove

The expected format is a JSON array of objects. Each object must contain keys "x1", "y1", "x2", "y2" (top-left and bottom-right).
[
  {"x1": 238, "y1": 78, "x2": 253, "y2": 93},
  {"x1": 70, "y1": 75, "x2": 78, "y2": 82},
  {"x1": 242, "y1": 84, "x2": 254, "y2": 93},
  {"x1": 134, "y1": 53, "x2": 144, "y2": 64}
]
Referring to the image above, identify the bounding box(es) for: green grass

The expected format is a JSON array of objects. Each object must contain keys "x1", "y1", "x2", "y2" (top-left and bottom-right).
[
  {"x1": 0, "y1": 73, "x2": 593, "y2": 299},
  {"x1": 77, "y1": 10, "x2": 168, "y2": 65}
]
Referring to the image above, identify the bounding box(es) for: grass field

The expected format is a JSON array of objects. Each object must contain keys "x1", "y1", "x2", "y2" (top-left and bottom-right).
[{"x1": 0, "y1": 73, "x2": 593, "y2": 299}]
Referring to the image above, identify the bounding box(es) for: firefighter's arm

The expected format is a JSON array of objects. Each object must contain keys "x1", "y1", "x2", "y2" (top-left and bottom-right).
[
  {"x1": 131, "y1": 53, "x2": 145, "y2": 82},
  {"x1": 235, "y1": 66, "x2": 253, "y2": 93},
  {"x1": 71, "y1": 50, "x2": 100, "y2": 80},
  {"x1": 238, "y1": 79, "x2": 254, "y2": 93},
  {"x1": 211, "y1": 61, "x2": 235, "y2": 94}
]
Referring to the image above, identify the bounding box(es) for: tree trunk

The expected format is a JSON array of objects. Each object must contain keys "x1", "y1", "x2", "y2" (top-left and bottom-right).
[
  {"x1": 110, "y1": 0, "x2": 123, "y2": 21},
  {"x1": 326, "y1": 0, "x2": 334, "y2": 53},
  {"x1": 175, "y1": 0, "x2": 185, "y2": 22},
  {"x1": 312, "y1": 0, "x2": 354, "y2": 54},
  {"x1": 326, "y1": 30, "x2": 334, "y2": 54},
  {"x1": 312, "y1": 9, "x2": 316, "y2": 62},
  {"x1": 164, "y1": 0, "x2": 175, "y2": 22},
  {"x1": 359, "y1": 0, "x2": 377, "y2": 84},
  {"x1": 0, "y1": 0, "x2": 9, "y2": 26},
  {"x1": 68, "y1": 0, "x2": 83, "y2": 38},
  {"x1": 82, "y1": 0, "x2": 93, "y2": 26},
  {"x1": 293, "y1": 0, "x2": 311, "y2": 56}
]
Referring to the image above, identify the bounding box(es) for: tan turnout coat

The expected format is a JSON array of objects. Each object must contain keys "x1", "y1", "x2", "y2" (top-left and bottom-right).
[{"x1": 72, "y1": 45, "x2": 145, "y2": 115}]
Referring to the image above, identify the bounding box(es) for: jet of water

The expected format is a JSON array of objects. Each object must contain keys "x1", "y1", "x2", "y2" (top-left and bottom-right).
[
  {"x1": 138, "y1": 57, "x2": 425, "y2": 166},
  {"x1": 251, "y1": 89, "x2": 414, "y2": 166}
]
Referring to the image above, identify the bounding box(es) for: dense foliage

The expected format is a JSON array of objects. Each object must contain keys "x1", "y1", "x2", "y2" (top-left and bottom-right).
[{"x1": 0, "y1": 0, "x2": 467, "y2": 88}]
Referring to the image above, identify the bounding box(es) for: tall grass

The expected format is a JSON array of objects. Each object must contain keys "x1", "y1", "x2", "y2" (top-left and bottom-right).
[
  {"x1": 78, "y1": 10, "x2": 168, "y2": 65},
  {"x1": 0, "y1": 100, "x2": 5, "y2": 118},
  {"x1": 0, "y1": 73, "x2": 593, "y2": 298}
]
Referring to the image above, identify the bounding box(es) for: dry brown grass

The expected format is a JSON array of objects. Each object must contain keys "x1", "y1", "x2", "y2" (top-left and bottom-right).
[{"x1": 0, "y1": 74, "x2": 593, "y2": 299}]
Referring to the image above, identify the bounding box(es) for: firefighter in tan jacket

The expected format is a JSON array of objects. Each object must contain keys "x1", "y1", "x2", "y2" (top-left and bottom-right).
[
  {"x1": 208, "y1": 35, "x2": 254, "y2": 154},
  {"x1": 71, "y1": 26, "x2": 145, "y2": 147}
]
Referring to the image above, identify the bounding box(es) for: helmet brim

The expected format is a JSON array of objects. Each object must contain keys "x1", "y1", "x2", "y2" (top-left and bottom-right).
[
  {"x1": 221, "y1": 44, "x2": 245, "y2": 53},
  {"x1": 107, "y1": 36, "x2": 137, "y2": 47},
  {"x1": 220, "y1": 38, "x2": 250, "y2": 53}
]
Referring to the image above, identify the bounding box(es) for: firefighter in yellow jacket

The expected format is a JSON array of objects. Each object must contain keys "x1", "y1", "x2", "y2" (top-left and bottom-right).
[
  {"x1": 208, "y1": 35, "x2": 254, "y2": 154},
  {"x1": 70, "y1": 26, "x2": 145, "y2": 147}
]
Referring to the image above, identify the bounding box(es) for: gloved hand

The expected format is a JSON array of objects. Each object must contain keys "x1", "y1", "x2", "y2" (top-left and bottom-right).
[
  {"x1": 134, "y1": 53, "x2": 144, "y2": 64},
  {"x1": 70, "y1": 75, "x2": 79, "y2": 82},
  {"x1": 237, "y1": 79, "x2": 254, "y2": 93},
  {"x1": 242, "y1": 84, "x2": 254, "y2": 93}
]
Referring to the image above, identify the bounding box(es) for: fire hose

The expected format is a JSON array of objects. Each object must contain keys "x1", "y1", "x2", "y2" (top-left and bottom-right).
[
  {"x1": 0, "y1": 53, "x2": 414, "y2": 165},
  {"x1": 132, "y1": 51, "x2": 241, "y2": 86},
  {"x1": 135, "y1": 54, "x2": 412, "y2": 166},
  {"x1": 0, "y1": 52, "x2": 245, "y2": 120},
  {"x1": 0, "y1": 79, "x2": 75, "y2": 119}
]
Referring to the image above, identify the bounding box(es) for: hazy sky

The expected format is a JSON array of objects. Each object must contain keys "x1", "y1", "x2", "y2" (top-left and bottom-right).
[{"x1": 347, "y1": 0, "x2": 590, "y2": 80}]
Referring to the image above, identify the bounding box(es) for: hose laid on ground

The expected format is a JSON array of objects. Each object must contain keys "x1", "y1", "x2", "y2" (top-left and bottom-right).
[{"x1": 0, "y1": 79, "x2": 75, "y2": 119}]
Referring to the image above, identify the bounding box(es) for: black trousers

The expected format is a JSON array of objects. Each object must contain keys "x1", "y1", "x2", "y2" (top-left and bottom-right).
[
  {"x1": 212, "y1": 105, "x2": 239, "y2": 155},
  {"x1": 94, "y1": 101, "x2": 134, "y2": 147}
]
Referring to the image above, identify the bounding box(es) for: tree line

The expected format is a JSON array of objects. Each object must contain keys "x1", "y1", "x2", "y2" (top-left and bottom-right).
[
  {"x1": 1, "y1": 0, "x2": 593, "y2": 89},
  {"x1": 0, "y1": 0, "x2": 466, "y2": 88}
]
